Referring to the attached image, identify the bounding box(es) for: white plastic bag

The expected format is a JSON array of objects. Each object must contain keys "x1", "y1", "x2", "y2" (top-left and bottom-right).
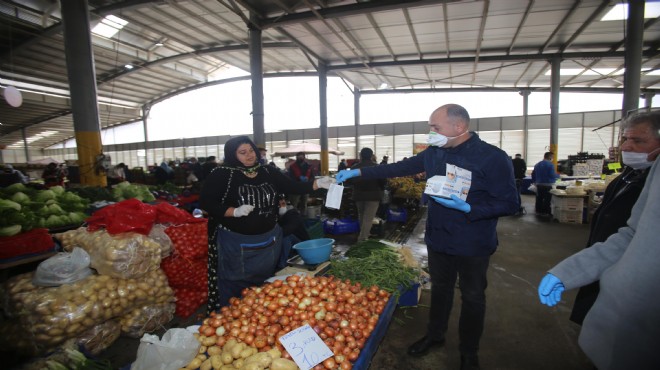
[
  {"x1": 325, "y1": 183, "x2": 344, "y2": 209},
  {"x1": 32, "y1": 247, "x2": 94, "y2": 286},
  {"x1": 527, "y1": 184, "x2": 537, "y2": 194},
  {"x1": 131, "y1": 328, "x2": 200, "y2": 370}
]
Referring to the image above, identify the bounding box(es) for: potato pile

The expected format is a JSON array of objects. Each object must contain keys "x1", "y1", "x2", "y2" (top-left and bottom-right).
[
  {"x1": 120, "y1": 302, "x2": 176, "y2": 338},
  {"x1": 1, "y1": 269, "x2": 174, "y2": 355},
  {"x1": 184, "y1": 338, "x2": 298, "y2": 370},
  {"x1": 55, "y1": 227, "x2": 163, "y2": 279}
]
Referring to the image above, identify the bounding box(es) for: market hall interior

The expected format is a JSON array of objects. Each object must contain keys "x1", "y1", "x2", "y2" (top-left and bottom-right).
[{"x1": 80, "y1": 193, "x2": 592, "y2": 370}]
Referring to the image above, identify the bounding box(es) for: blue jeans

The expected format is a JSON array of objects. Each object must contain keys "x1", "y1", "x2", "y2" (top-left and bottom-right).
[{"x1": 426, "y1": 249, "x2": 490, "y2": 356}]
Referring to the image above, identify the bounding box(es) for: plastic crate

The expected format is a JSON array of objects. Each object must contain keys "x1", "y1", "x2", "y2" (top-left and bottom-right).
[
  {"x1": 552, "y1": 207, "x2": 583, "y2": 224},
  {"x1": 551, "y1": 196, "x2": 584, "y2": 211},
  {"x1": 387, "y1": 208, "x2": 408, "y2": 222},
  {"x1": 304, "y1": 219, "x2": 325, "y2": 239},
  {"x1": 398, "y1": 283, "x2": 421, "y2": 307},
  {"x1": 323, "y1": 218, "x2": 359, "y2": 235}
]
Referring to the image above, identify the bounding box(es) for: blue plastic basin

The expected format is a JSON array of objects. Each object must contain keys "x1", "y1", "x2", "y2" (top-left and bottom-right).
[{"x1": 293, "y1": 238, "x2": 335, "y2": 265}]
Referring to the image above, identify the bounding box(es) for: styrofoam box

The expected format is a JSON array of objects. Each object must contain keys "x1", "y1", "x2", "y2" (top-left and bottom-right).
[
  {"x1": 552, "y1": 207, "x2": 583, "y2": 224},
  {"x1": 551, "y1": 196, "x2": 584, "y2": 211}
]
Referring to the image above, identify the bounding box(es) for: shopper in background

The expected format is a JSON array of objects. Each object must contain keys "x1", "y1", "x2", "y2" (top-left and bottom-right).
[
  {"x1": 380, "y1": 155, "x2": 389, "y2": 165},
  {"x1": 189, "y1": 157, "x2": 204, "y2": 181},
  {"x1": 336, "y1": 103, "x2": 519, "y2": 370},
  {"x1": 199, "y1": 136, "x2": 333, "y2": 312},
  {"x1": 511, "y1": 153, "x2": 527, "y2": 215},
  {"x1": 201, "y1": 155, "x2": 218, "y2": 181},
  {"x1": 531, "y1": 151, "x2": 559, "y2": 215},
  {"x1": 338, "y1": 159, "x2": 347, "y2": 171},
  {"x1": 538, "y1": 151, "x2": 660, "y2": 370},
  {"x1": 569, "y1": 111, "x2": 660, "y2": 326},
  {"x1": 108, "y1": 163, "x2": 128, "y2": 185},
  {"x1": 258, "y1": 146, "x2": 269, "y2": 166},
  {"x1": 346, "y1": 147, "x2": 386, "y2": 242},
  {"x1": 287, "y1": 151, "x2": 314, "y2": 214},
  {"x1": 0, "y1": 164, "x2": 28, "y2": 187}
]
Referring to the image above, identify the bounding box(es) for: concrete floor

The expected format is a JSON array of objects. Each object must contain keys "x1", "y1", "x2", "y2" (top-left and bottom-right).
[{"x1": 5, "y1": 194, "x2": 595, "y2": 369}]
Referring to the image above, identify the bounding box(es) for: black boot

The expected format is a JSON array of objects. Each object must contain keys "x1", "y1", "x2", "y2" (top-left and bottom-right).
[
  {"x1": 407, "y1": 336, "x2": 445, "y2": 357},
  {"x1": 460, "y1": 354, "x2": 480, "y2": 370}
]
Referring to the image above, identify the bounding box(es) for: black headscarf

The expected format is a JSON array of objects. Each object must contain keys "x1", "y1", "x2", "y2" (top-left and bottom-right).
[{"x1": 223, "y1": 136, "x2": 262, "y2": 170}]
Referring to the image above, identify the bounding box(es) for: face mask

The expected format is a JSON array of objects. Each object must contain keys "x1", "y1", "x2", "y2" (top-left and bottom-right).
[
  {"x1": 278, "y1": 206, "x2": 288, "y2": 216},
  {"x1": 622, "y1": 148, "x2": 659, "y2": 170},
  {"x1": 427, "y1": 130, "x2": 468, "y2": 147}
]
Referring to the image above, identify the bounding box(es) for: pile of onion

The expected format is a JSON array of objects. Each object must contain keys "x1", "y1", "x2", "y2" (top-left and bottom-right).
[{"x1": 197, "y1": 275, "x2": 390, "y2": 370}]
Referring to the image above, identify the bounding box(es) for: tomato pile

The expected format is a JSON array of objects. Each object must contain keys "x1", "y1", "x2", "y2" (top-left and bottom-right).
[
  {"x1": 164, "y1": 221, "x2": 208, "y2": 259},
  {"x1": 162, "y1": 221, "x2": 208, "y2": 317},
  {"x1": 198, "y1": 275, "x2": 390, "y2": 370}
]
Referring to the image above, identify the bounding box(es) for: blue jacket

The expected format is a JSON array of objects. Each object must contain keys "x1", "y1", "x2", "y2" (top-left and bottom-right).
[
  {"x1": 532, "y1": 160, "x2": 559, "y2": 185},
  {"x1": 360, "y1": 133, "x2": 519, "y2": 256}
]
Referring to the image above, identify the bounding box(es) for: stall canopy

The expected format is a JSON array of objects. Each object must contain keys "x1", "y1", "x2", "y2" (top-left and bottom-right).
[{"x1": 272, "y1": 143, "x2": 344, "y2": 157}]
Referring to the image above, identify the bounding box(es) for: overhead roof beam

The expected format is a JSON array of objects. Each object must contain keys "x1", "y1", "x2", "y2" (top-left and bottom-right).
[
  {"x1": 327, "y1": 50, "x2": 658, "y2": 72},
  {"x1": 259, "y1": 0, "x2": 460, "y2": 29}
]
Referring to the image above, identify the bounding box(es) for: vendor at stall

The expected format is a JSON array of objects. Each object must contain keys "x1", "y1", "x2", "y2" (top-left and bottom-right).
[
  {"x1": 199, "y1": 136, "x2": 333, "y2": 313},
  {"x1": 42, "y1": 162, "x2": 64, "y2": 188}
]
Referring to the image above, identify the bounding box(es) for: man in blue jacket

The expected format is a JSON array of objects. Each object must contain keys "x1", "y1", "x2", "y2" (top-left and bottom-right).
[
  {"x1": 531, "y1": 151, "x2": 560, "y2": 215},
  {"x1": 336, "y1": 104, "x2": 519, "y2": 370}
]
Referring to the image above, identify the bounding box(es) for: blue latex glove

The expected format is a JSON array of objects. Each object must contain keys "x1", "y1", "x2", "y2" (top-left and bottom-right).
[
  {"x1": 538, "y1": 273, "x2": 565, "y2": 307},
  {"x1": 300, "y1": 176, "x2": 308, "y2": 182},
  {"x1": 335, "y1": 169, "x2": 361, "y2": 184},
  {"x1": 431, "y1": 194, "x2": 471, "y2": 213}
]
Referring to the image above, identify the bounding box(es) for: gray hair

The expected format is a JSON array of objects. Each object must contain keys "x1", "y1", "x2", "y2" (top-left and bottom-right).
[
  {"x1": 622, "y1": 111, "x2": 660, "y2": 139},
  {"x1": 444, "y1": 104, "x2": 470, "y2": 127}
]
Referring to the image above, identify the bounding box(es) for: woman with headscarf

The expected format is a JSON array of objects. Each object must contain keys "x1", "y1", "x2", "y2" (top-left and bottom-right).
[{"x1": 200, "y1": 136, "x2": 333, "y2": 312}]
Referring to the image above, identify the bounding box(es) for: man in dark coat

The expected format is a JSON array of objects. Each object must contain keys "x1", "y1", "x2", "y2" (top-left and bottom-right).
[
  {"x1": 570, "y1": 111, "x2": 660, "y2": 325},
  {"x1": 511, "y1": 154, "x2": 527, "y2": 214}
]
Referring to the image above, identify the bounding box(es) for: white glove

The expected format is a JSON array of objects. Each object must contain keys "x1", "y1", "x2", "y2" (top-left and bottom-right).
[
  {"x1": 316, "y1": 176, "x2": 336, "y2": 189},
  {"x1": 233, "y1": 205, "x2": 254, "y2": 217}
]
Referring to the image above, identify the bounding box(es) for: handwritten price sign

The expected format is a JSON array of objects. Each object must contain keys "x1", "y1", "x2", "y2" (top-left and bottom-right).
[{"x1": 279, "y1": 324, "x2": 333, "y2": 370}]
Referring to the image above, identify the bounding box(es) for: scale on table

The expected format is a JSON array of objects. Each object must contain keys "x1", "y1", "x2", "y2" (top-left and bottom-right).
[{"x1": 286, "y1": 254, "x2": 332, "y2": 274}]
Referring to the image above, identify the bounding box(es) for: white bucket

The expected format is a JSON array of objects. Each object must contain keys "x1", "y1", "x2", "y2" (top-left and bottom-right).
[{"x1": 306, "y1": 205, "x2": 321, "y2": 219}]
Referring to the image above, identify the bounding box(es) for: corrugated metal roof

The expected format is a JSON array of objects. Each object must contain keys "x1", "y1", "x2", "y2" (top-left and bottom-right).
[{"x1": 1, "y1": 0, "x2": 659, "y2": 149}]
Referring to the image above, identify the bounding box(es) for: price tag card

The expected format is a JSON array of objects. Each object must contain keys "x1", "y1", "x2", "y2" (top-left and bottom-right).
[
  {"x1": 279, "y1": 324, "x2": 333, "y2": 370},
  {"x1": 608, "y1": 162, "x2": 622, "y2": 170}
]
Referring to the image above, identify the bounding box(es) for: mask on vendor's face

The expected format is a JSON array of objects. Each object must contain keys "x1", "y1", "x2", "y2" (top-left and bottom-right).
[
  {"x1": 278, "y1": 206, "x2": 288, "y2": 216},
  {"x1": 427, "y1": 130, "x2": 468, "y2": 147},
  {"x1": 622, "y1": 148, "x2": 660, "y2": 170}
]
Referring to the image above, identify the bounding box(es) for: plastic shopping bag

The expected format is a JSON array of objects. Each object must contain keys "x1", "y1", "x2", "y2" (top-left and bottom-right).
[
  {"x1": 131, "y1": 328, "x2": 200, "y2": 370},
  {"x1": 32, "y1": 247, "x2": 94, "y2": 287}
]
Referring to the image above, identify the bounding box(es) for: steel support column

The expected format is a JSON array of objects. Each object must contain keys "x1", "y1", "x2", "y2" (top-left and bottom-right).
[
  {"x1": 550, "y1": 56, "x2": 560, "y2": 170},
  {"x1": 622, "y1": 0, "x2": 644, "y2": 117},
  {"x1": 519, "y1": 89, "x2": 530, "y2": 159},
  {"x1": 318, "y1": 62, "x2": 329, "y2": 175},
  {"x1": 249, "y1": 14, "x2": 265, "y2": 148},
  {"x1": 354, "y1": 87, "x2": 361, "y2": 159},
  {"x1": 60, "y1": 0, "x2": 105, "y2": 186}
]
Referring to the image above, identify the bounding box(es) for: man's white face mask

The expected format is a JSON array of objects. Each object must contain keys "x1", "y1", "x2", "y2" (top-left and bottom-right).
[
  {"x1": 621, "y1": 148, "x2": 660, "y2": 170},
  {"x1": 427, "y1": 130, "x2": 468, "y2": 147}
]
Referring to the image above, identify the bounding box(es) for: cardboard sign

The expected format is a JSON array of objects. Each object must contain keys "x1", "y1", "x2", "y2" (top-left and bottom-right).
[
  {"x1": 608, "y1": 162, "x2": 622, "y2": 170},
  {"x1": 279, "y1": 324, "x2": 333, "y2": 370}
]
